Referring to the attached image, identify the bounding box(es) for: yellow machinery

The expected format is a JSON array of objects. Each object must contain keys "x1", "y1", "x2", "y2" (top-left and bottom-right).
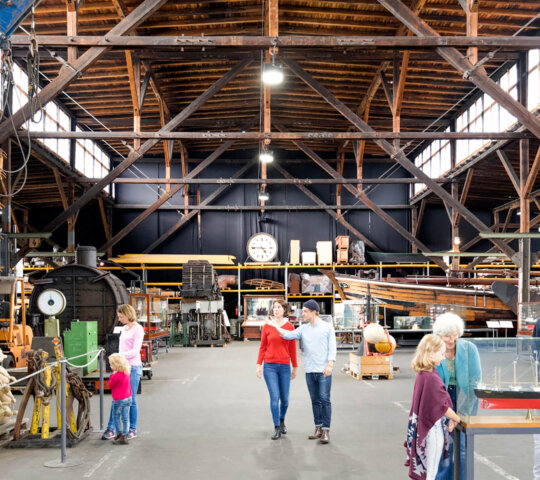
[
  {"x1": 0, "y1": 277, "x2": 33, "y2": 368},
  {"x1": 53, "y1": 338, "x2": 77, "y2": 435}
]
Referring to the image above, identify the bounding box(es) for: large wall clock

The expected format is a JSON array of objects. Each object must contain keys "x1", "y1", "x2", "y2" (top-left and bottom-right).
[{"x1": 246, "y1": 233, "x2": 278, "y2": 262}]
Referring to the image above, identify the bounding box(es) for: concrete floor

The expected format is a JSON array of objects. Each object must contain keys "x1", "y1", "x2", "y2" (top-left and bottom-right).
[{"x1": 0, "y1": 342, "x2": 535, "y2": 479}]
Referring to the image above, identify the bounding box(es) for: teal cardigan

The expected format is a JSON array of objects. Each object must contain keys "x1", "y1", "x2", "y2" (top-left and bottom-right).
[{"x1": 435, "y1": 339, "x2": 482, "y2": 415}]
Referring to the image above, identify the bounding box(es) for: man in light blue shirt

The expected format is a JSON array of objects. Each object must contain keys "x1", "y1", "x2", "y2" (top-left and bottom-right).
[{"x1": 267, "y1": 299, "x2": 337, "y2": 444}]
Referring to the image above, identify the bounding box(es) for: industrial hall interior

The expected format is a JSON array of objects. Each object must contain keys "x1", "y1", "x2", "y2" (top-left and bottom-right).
[{"x1": 1, "y1": 0, "x2": 540, "y2": 479}]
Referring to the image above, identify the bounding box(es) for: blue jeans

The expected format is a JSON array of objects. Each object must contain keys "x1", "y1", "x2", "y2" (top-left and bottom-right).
[
  {"x1": 107, "y1": 365, "x2": 143, "y2": 432},
  {"x1": 263, "y1": 363, "x2": 291, "y2": 427},
  {"x1": 112, "y1": 397, "x2": 132, "y2": 435},
  {"x1": 305, "y1": 372, "x2": 332, "y2": 429},
  {"x1": 436, "y1": 386, "x2": 465, "y2": 480}
]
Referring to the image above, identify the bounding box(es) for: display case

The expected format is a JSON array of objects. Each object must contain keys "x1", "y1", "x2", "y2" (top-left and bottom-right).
[
  {"x1": 130, "y1": 293, "x2": 169, "y2": 340},
  {"x1": 458, "y1": 337, "x2": 540, "y2": 423},
  {"x1": 242, "y1": 295, "x2": 284, "y2": 339}
]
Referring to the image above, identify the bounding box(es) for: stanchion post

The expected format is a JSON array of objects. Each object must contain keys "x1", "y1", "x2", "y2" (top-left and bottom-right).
[
  {"x1": 60, "y1": 357, "x2": 67, "y2": 464},
  {"x1": 44, "y1": 357, "x2": 81, "y2": 467},
  {"x1": 99, "y1": 348, "x2": 104, "y2": 431}
]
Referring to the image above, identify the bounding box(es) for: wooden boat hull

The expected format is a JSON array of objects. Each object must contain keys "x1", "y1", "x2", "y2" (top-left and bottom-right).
[{"x1": 322, "y1": 271, "x2": 514, "y2": 327}]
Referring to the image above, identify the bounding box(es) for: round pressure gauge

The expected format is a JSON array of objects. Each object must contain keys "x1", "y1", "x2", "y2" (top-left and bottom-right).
[
  {"x1": 37, "y1": 289, "x2": 67, "y2": 316},
  {"x1": 246, "y1": 233, "x2": 278, "y2": 262}
]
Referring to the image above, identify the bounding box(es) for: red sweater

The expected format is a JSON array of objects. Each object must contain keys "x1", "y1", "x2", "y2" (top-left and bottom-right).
[
  {"x1": 257, "y1": 322, "x2": 298, "y2": 367},
  {"x1": 109, "y1": 371, "x2": 132, "y2": 401}
]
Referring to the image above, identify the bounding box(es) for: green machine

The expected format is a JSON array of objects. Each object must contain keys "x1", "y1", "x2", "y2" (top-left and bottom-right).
[
  {"x1": 64, "y1": 320, "x2": 98, "y2": 375},
  {"x1": 170, "y1": 320, "x2": 190, "y2": 347}
]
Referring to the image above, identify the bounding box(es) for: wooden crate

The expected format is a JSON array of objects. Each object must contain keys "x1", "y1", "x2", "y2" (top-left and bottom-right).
[
  {"x1": 348, "y1": 352, "x2": 393, "y2": 379},
  {"x1": 336, "y1": 249, "x2": 348, "y2": 263},
  {"x1": 336, "y1": 235, "x2": 349, "y2": 249}
]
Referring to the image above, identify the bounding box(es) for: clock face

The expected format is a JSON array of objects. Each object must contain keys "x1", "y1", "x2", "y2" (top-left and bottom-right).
[
  {"x1": 37, "y1": 289, "x2": 67, "y2": 316},
  {"x1": 246, "y1": 233, "x2": 278, "y2": 262}
]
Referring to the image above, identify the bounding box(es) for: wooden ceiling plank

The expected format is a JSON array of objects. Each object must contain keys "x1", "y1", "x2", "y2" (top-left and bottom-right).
[
  {"x1": 376, "y1": 0, "x2": 540, "y2": 140},
  {"x1": 0, "y1": 0, "x2": 169, "y2": 144}
]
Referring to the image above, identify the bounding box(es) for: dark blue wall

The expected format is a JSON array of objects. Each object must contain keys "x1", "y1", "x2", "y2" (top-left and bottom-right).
[{"x1": 112, "y1": 159, "x2": 413, "y2": 264}]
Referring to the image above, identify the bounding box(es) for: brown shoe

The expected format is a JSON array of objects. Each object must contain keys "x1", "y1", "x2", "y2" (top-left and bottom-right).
[
  {"x1": 113, "y1": 434, "x2": 129, "y2": 445},
  {"x1": 308, "y1": 426, "x2": 322, "y2": 440},
  {"x1": 319, "y1": 429, "x2": 329, "y2": 444}
]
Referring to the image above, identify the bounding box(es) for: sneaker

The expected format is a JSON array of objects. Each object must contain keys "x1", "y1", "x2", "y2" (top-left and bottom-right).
[
  {"x1": 127, "y1": 430, "x2": 137, "y2": 439},
  {"x1": 101, "y1": 428, "x2": 116, "y2": 440}
]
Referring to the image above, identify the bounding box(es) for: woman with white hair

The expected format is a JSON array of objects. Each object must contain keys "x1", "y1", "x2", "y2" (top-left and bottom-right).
[{"x1": 432, "y1": 312, "x2": 481, "y2": 480}]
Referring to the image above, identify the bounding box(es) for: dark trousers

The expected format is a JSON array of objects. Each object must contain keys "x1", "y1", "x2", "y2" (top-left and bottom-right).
[{"x1": 305, "y1": 372, "x2": 332, "y2": 429}]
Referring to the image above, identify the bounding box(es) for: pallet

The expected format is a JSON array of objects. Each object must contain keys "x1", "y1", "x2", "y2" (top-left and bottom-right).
[
  {"x1": 348, "y1": 352, "x2": 394, "y2": 379},
  {"x1": 0, "y1": 418, "x2": 29, "y2": 446},
  {"x1": 302, "y1": 292, "x2": 330, "y2": 296},
  {"x1": 5, "y1": 426, "x2": 91, "y2": 448},
  {"x1": 347, "y1": 370, "x2": 393, "y2": 381}
]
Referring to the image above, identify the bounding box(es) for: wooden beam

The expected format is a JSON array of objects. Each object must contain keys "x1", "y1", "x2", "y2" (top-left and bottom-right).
[
  {"x1": 336, "y1": 150, "x2": 345, "y2": 215},
  {"x1": 125, "y1": 51, "x2": 141, "y2": 150},
  {"x1": 275, "y1": 123, "x2": 452, "y2": 267},
  {"x1": 12, "y1": 58, "x2": 252, "y2": 263},
  {"x1": 22, "y1": 130, "x2": 532, "y2": 140},
  {"x1": 180, "y1": 143, "x2": 189, "y2": 214},
  {"x1": 496, "y1": 149, "x2": 520, "y2": 194},
  {"x1": 11, "y1": 35, "x2": 540, "y2": 48},
  {"x1": 260, "y1": 0, "x2": 278, "y2": 207},
  {"x1": 466, "y1": 0, "x2": 479, "y2": 65},
  {"x1": 65, "y1": 0, "x2": 78, "y2": 65},
  {"x1": 142, "y1": 162, "x2": 254, "y2": 253},
  {"x1": 282, "y1": 57, "x2": 516, "y2": 260},
  {"x1": 379, "y1": 71, "x2": 393, "y2": 111},
  {"x1": 0, "y1": 0, "x2": 169, "y2": 144},
  {"x1": 273, "y1": 163, "x2": 382, "y2": 252},
  {"x1": 52, "y1": 167, "x2": 75, "y2": 253},
  {"x1": 520, "y1": 139, "x2": 530, "y2": 233},
  {"x1": 376, "y1": 0, "x2": 540, "y2": 140},
  {"x1": 356, "y1": 107, "x2": 370, "y2": 190},
  {"x1": 454, "y1": 167, "x2": 474, "y2": 227},
  {"x1": 79, "y1": 177, "x2": 441, "y2": 185},
  {"x1": 524, "y1": 146, "x2": 540, "y2": 197},
  {"x1": 100, "y1": 138, "x2": 238, "y2": 252}
]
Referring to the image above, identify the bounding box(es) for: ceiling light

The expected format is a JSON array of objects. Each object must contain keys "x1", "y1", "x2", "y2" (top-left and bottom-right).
[
  {"x1": 262, "y1": 63, "x2": 284, "y2": 85},
  {"x1": 258, "y1": 191, "x2": 270, "y2": 201},
  {"x1": 453, "y1": 236, "x2": 461, "y2": 246},
  {"x1": 259, "y1": 149, "x2": 274, "y2": 163}
]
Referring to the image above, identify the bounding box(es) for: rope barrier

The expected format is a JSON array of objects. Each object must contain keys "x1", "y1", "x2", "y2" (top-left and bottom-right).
[
  {"x1": 65, "y1": 349, "x2": 103, "y2": 369},
  {"x1": 3, "y1": 348, "x2": 104, "y2": 388}
]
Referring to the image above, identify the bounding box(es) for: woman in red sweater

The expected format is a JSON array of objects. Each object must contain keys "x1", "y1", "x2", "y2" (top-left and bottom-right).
[{"x1": 256, "y1": 300, "x2": 298, "y2": 440}]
